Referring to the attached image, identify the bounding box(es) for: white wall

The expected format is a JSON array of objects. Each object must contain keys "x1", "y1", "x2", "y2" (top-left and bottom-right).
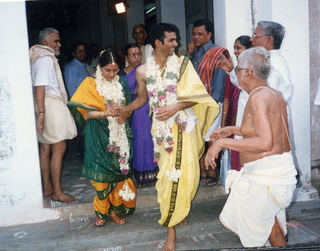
[
  {"x1": 0, "y1": 1, "x2": 60, "y2": 227},
  {"x1": 270, "y1": 0, "x2": 315, "y2": 200}
]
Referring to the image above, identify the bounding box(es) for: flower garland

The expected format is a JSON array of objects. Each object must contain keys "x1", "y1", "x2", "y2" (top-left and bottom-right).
[
  {"x1": 96, "y1": 65, "x2": 130, "y2": 174},
  {"x1": 146, "y1": 54, "x2": 189, "y2": 166},
  {"x1": 95, "y1": 65, "x2": 135, "y2": 201}
]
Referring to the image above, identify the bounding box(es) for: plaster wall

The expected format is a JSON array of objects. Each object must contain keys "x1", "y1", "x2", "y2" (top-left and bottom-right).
[
  {"x1": 310, "y1": 0, "x2": 320, "y2": 171},
  {"x1": 0, "y1": 2, "x2": 60, "y2": 227},
  {"x1": 269, "y1": 0, "x2": 311, "y2": 192}
]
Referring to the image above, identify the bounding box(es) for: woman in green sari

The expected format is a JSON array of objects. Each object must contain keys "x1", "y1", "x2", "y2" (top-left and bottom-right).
[{"x1": 68, "y1": 49, "x2": 136, "y2": 226}]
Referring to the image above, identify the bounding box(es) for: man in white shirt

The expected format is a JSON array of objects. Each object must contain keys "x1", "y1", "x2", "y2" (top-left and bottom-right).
[
  {"x1": 30, "y1": 28, "x2": 77, "y2": 203},
  {"x1": 217, "y1": 21, "x2": 292, "y2": 137}
]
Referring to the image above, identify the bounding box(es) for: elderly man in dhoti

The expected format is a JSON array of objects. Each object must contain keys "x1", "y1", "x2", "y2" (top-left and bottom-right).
[{"x1": 205, "y1": 46, "x2": 297, "y2": 248}]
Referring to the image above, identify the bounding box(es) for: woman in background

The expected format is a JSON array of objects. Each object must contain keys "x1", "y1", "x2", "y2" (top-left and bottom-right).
[{"x1": 119, "y1": 43, "x2": 158, "y2": 188}]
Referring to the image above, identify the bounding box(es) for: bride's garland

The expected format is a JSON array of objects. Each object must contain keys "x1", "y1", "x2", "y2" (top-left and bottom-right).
[{"x1": 146, "y1": 54, "x2": 188, "y2": 171}]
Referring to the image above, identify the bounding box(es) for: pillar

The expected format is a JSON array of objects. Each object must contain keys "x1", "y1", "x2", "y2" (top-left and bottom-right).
[{"x1": 0, "y1": 1, "x2": 60, "y2": 227}]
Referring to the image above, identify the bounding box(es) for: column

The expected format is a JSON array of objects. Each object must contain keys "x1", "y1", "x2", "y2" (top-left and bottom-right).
[
  {"x1": 0, "y1": 1, "x2": 60, "y2": 227},
  {"x1": 156, "y1": 0, "x2": 187, "y2": 52}
]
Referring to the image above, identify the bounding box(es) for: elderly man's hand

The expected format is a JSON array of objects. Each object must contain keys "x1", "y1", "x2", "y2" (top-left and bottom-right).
[
  {"x1": 215, "y1": 53, "x2": 234, "y2": 72},
  {"x1": 205, "y1": 140, "x2": 222, "y2": 169},
  {"x1": 210, "y1": 127, "x2": 232, "y2": 140},
  {"x1": 37, "y1": 115, "x2": 45, "y2": 135}
]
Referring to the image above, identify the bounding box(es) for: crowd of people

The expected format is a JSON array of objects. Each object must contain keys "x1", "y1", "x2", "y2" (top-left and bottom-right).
[{"x1": 29, "y1": 19, "x2": 296, "y2": 251}]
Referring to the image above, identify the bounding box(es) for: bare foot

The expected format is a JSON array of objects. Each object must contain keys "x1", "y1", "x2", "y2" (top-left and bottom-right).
[
  {"x1": 51, "y1": 191, "x2": 77, "y2": 203},
  {"x1": 44, "y1": 188, "x2": 65, "y2": 197},
  {"x1": 94, "y1": 218, "x2": 106, "y2": 227},
  {"x1": 162, "y1": 227, "x2": 177, "y2": 251},
  {"x1": 178, "y1": 219, "x2": 187, "y2": 226},
  {"x1": 110, "y1": 213, "x2": 125, "y2": 225}
]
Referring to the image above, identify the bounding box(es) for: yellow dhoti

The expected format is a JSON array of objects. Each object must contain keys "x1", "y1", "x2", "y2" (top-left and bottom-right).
[{"x1": 153, "y1": 56, "x2": 220, "y2": 227}]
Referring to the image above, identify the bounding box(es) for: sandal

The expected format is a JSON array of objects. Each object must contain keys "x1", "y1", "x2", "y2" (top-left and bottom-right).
[
  {"x1": 200, "y1": 175, "x2": 207, "y2": 182},
  {"x1": 202, "y1": 176, "x2": 218, "y2": 186}
]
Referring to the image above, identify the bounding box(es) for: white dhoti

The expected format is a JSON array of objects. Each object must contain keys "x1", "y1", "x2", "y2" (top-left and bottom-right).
[
  {"x1": 220, "y1": 152, "x2": 297, "y2": 247},
  {"x1": 36, "y1": 94, "x2": 77, "y2": 144}
]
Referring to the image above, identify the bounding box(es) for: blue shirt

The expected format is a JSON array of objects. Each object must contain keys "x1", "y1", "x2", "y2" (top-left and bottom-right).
[
  {"x1": 187, "y1": 40, "x2": 226, "y2": 103},
  {"x1": 64, "y1": 58, "x2": 90, "y2": 98}
]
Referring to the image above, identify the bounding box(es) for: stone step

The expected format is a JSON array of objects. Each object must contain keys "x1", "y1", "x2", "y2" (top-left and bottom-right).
[{"x1": 46, "y1": 182, "x2": 227, "y2": 220}]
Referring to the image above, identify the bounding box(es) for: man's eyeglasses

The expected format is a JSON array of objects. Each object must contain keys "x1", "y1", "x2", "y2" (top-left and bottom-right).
[
  {"x1": 128, "y1": 52, "x2": 142, "y2": 57},
  {"x1": 235, "y1": 67, "x2": 248, "y2": 75}
]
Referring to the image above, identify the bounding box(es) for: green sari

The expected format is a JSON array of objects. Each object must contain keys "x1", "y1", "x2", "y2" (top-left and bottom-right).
[{"x1": 68, "y1": 76, "x2": 134, "y2": 183}]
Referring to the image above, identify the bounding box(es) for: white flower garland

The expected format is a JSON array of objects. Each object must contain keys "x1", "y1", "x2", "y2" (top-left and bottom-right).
[
  {"x1": 165, "y1": 168, "x2": 182, "y2": 182},
  {"x1": 146, "y1": 54, "x2": 188, "y2": 168},
  {"x1": 119, "y1": 181, "x2": 136, "y2": 201},
  {"x1": 95, "y1": 65, "x2": 135, "y2": 201}
]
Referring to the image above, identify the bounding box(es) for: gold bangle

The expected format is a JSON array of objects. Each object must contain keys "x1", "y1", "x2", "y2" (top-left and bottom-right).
[{"x1": 98, "y1": 111, "x2": 104, "y2": 119}]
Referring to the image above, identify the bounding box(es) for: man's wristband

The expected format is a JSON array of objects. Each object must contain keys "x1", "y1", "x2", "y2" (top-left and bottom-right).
[{"x1": 39, "y1": 111, "x2": 45, "y2": 113}]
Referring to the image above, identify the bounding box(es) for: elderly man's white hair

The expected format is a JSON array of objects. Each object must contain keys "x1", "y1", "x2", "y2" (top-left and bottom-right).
[
  {"x1": 39, "y1": 27, "x2": 59, "y2": 44},
  {"x1": 238, "y1": 46, "x2": 271, "y2": 80}
]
